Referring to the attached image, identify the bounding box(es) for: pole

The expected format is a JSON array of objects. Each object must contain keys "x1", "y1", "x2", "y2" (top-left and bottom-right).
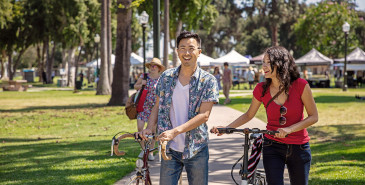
[
  {"x1": 143, "y1": 24, "x2": 146, "y2": 75},
  {"x1": 96, "y1": 43, "x2": 99, "y2": 77},
  {"x1": 343, "y1": 32, "x2": 348, "y2": 91},
  {"x1": 153, "y1": 0, "x2": 160, "y2": 58}
]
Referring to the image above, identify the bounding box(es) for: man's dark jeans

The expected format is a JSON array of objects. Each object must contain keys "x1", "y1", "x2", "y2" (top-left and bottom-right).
[{"x1": 263, "y1": 138, "x2": 311, "y2": 185}]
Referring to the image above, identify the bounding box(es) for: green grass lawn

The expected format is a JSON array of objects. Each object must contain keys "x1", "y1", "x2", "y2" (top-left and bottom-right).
[
  {"x1": 221, "y1": 88, "x2": 365, "y2": 184},
  {"x1": 0, "y1": 90, "x2": 139, "y2": 185}
]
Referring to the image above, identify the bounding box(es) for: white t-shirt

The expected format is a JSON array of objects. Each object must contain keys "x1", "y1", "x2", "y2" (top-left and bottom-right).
[{"x1": 169, "y1": 79, "x2": 189, "y2": 152}]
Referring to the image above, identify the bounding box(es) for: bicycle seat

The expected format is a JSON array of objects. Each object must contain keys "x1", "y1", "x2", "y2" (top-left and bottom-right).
[{"x1": 250, "y1": 133, "x2": 261, "y2": 140}]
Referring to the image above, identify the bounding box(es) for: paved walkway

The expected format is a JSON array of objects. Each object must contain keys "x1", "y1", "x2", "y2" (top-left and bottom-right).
[{"x1": 115, "y1": 104, "x2": 290, "y2": 185}]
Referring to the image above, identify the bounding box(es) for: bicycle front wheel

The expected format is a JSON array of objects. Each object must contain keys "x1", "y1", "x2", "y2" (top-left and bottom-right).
[{"x1": 124, "y1": 174, "x2": 150, "y2": 185}]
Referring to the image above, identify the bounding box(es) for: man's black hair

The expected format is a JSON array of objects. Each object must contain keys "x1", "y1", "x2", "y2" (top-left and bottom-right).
[
  {"x1": 176, "y1": 31, "x2": 201, "y2": 48},
  {"x1": 224, "y1": 62, "x2": 229, "y2": 66}
]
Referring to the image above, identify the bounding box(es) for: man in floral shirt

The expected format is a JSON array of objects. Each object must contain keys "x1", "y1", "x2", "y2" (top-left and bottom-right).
[{"x1": 138, "y1": 31, "x2": 219, "y2": 185}]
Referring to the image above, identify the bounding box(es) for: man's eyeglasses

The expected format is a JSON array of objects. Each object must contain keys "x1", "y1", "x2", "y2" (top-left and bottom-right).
[
  {"x1": 279, "y1": 106, "x2": 287, "y2": 125},
  {"x1": 177, "y1": 47, "x2": 200, "y2": 53}
]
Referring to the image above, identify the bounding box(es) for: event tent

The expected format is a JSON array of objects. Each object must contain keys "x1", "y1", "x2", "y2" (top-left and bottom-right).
[
  {"x1": 250, "y1": 53, "x2": 264, "y2": 64},
  {"x1": 210, "y1": 50, "x2": 249, "y2": 66},
  {"x1": 85, "y1": 52, "x2": 143, "y2": 67},
  {"x1": 334, "y1": 47, "x2": 365, "y2": 64},
  {"x1": 333, "y1": 47, "x2": 365, "y2": 71},
  {"x1": 197, "y1": 53, "x2": 215, "y2": 67},
  {"x1": 295, "y1": 48, "x2": 333, "y2": 66}
]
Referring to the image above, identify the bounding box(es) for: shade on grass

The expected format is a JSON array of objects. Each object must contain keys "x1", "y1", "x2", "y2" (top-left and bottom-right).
[{"x1": 0, "y1": 91, "x2": 141, "y2": 185}]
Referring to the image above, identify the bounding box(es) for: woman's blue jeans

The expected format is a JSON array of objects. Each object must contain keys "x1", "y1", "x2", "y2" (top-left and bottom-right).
[
  {"x1": 160, "y1": 145, "x2": 209, "y2": 185},
  {"x1": 263, "y1": 138, "x2": 311, "y2": 185}
]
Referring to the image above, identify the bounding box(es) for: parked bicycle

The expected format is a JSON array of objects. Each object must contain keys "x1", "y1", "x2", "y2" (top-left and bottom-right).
[
  {"x1": 211, "y1": 127, "x2": 278, "y2": 185},
  {"x1": 111, "y1": 132, "x2": 170, "y2": 185}
]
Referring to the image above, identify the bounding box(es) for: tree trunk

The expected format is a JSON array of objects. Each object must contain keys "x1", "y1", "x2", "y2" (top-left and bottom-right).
[
  {"x1": 0, "y1": 50, "x2": 6, "y2": 80},
  {"x1": 46, "y1": 42, "x2": 56, "y2": 84},
  {"x1": 12, "y1": 48, "x2": 26, "y2": 79},
  {"x1": 271, "y1": 25, "x2": 278, "y2": 46},
  {"x1": 74, "y1": 46, "x2": 83, "y2": 92},
  {"x1": 171, "y1": 20, "x2": 182, "y2": 67},
  {"x1": 108, "y1": 0, "x2": 132, "y2": 106},
  {"x1": 37, "y1": 41, "x2": 47, "y2": 83},
  {"x1": 97, "y1": 0, "x2": 111, "y2": 95},
  {"x1": 67, "y1": 48, "x2": 76, "y2": 87},
  {"x1": 7, "y1": 52, "x2": 13, "y2": 80},
  {"x1": 163, "y1": 0, "x2": 169, "y2": 68},
  {"x1": 107, "y1": 0, "x2": 113, "y2": 85},
  {"x1": 61, "y1": 48, "x2": 68, "y2": 82}
]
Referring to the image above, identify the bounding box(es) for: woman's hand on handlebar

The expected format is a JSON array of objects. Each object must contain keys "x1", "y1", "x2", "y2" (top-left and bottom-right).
[
  {"x1": 275, "y1": 127, "x2": 291, "y2": 138},
  {"x1": 210, "y1": 126, "x2": 226, "y2": 136}
]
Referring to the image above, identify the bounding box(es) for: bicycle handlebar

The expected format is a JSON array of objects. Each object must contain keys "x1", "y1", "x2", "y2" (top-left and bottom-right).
[
  {"x1": 160, "y1": 141, "x2": 171, "y2": 160},
  {"x1": 214, "y1": 127, "x2": 279, "y2": 135},
  {"x1": 111, "y1": 133, "x2": 156, "y2": 156},
  {"x1": 112, "y1": 133, "x2": 134, "y2": 156}
]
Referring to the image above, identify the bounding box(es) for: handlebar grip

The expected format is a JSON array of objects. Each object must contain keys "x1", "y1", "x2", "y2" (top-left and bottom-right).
[
  {"x1": 161, "y1": 141, "x2": 171, "y2": 160},
  {"x1": 113, "y1": 133, "x2": 134, "y2": 156},
  {"x1": 266, "y1": 130, "x2": 280, "y2": 135},
  {"x1": 217, "y1": 127, "x2": 235, "y2": 134}
]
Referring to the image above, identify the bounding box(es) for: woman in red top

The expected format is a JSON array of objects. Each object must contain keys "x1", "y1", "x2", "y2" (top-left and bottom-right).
[{"x1": 212, "y1": 46, "x2": 318, "y2": 185}]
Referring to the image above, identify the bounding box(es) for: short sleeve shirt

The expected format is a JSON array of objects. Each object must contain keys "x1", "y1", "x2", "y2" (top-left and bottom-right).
[
  {"x1": 223, "y1": 68, "x2": 231, "y2": 83},
  {"x1": 253, "y1": 78, "x2": 309, "y2": 144},
  {"x1": 155, "y1": 66, "x2": 219, "y2": 159}
]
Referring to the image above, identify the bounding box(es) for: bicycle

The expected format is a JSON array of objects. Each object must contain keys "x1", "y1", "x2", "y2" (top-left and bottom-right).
[
  {"x1": 111, "y1": 132, "x2": 170, "y2": 185},
  {"x1": 211, "y1": 127, "x2": 278, "y2": 185}
]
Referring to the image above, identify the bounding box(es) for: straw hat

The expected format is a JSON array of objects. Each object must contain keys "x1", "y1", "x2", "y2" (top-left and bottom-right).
[{"x1": 145, "y1": 58, "x2": 165, "y2": 72}]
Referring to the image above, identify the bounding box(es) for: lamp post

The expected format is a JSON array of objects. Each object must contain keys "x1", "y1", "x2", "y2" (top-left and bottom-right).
[
  {"x1": 94, "y1": 34, "x2": 100, "y2": 78},
  {"x1": 342, "y1": 22, "x2": 350, "y2": 91},
  {"x1": 139, "y1": 11, "x2": 149, "y2": 74}
]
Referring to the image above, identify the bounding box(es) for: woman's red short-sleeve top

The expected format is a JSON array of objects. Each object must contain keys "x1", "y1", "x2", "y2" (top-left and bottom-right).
[{"x1": 253, "y1": 78, "x2": 309, "y2": 144}]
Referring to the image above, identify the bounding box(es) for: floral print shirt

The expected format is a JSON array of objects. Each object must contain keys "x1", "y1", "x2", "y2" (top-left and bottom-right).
[{"x1": 155, "y1": 66, "x2": 219, "y2": 159}]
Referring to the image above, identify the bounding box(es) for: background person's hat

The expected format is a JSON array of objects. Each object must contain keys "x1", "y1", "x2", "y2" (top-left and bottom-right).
[{"x1": 145, "y1": 58, "x2": 165, "y2": 71}]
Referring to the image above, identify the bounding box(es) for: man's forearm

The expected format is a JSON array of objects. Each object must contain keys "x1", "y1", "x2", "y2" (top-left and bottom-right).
[
  {"x1": 173, "y1": 102, "x2": 214, "y2": 135},
  {"x1": 173, "y1": 112, "x2": 209, "y2": 135}
]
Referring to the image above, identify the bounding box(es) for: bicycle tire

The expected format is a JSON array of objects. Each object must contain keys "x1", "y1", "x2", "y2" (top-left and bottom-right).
[{"x1": 124, "y1": 174, "x2": 150, "y2": 185}]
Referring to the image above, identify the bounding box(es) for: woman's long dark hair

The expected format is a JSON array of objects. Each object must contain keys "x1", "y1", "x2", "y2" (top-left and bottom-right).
[
  {"x1": 214, "y1": 67, "x2": 220, "y2": 74},
  {"x1": 261, "y1": 46, "x2": 300, "y2": 97}
]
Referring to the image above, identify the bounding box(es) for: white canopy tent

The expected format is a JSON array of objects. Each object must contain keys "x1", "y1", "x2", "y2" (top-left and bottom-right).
[
  {"x1": 85, "y1": 52, "x2": 143, "y2": 67},
  {"x1": 197, "y1": 53, "x2": 215, "y2": 67},
  {"x1": 210, "y1": 50, "x2": 249, "y2": 66},
  {"x1": 295, "y1": 48, "x2": 333, "y2": 66},
  {"x1": 334, "y1": 47, "x2": 365, "y2": 64}
]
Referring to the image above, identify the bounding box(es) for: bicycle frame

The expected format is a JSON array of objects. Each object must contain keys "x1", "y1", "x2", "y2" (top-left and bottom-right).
[
  {"x1": 137, "y1": 138, "x2": 159, "y2": 185},
  {"x1": 111, "y1": 133, "x2": 159, "y2": 185},
  {"x1": 213, "y1": 128, "x2": 278, "y2": 185},
  {"x1": 240, "y1": 130, "x2": 251, "y2": 185}
]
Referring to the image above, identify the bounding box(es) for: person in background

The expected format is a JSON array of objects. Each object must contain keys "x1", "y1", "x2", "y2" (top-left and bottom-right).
[
  {"x1": 259, "y1": 69, "x2": 266, "y2": 83},
  {"x1": 213, "y1": 67, "x2": 222, "y2": 90},
  {"x1": 246, "y1": 66, "x2": 255, "y2": 90},
  {"x1": 138, "y1": 31, "x2": 219, "y2": 185},
  {"x1": 134, "y1": 58, "x2": 165, "y2": 161},
  {"x1": 223, "y1": 62, "x2": 232, "y2": 104},
  {"x1": 212, "y1": 46, "x2": 318, "y2": 185}
]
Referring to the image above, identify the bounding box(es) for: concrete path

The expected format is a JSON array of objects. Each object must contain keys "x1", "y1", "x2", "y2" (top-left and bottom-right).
[{"x1": 115, "y1": 104, "x2": 290, "y2": 185}]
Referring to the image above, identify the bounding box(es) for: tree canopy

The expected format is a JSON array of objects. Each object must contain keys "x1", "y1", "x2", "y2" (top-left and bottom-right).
[{"x1": 293, "y1": 1, "x2": 363, "y2": 58}]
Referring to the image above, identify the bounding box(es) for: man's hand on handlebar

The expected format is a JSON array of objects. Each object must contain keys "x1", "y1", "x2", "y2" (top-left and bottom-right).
[
  {"x1": 136, "y1": 128, "x2": 153, "y2": 141},
  {"x1": 157, "y1": 129, "x2": 178, "y2": 143}
]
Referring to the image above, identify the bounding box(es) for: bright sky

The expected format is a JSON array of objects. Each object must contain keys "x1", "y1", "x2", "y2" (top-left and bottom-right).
[{"x1": 302, "y1": 0, "x2": 365, "y2": 11}]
